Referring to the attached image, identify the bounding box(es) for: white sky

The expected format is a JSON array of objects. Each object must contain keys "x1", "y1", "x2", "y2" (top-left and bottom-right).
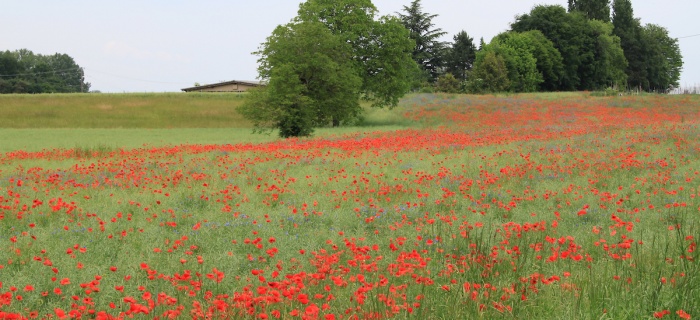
[{"x1": 1, "y1": 1, "x2": 697, "y2": 92}]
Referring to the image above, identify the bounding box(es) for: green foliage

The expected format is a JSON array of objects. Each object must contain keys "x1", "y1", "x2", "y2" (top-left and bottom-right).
[
  {"x1": 641, "y1": 24, "x2": 683, "y2": 92},
  {"x1": 434, "y1": 73, "x2": 461, "y2": 93},
  {"x1": 519, "y1": 31, "x2": 565, "y2": 91},
  {"x1": 492, "y1": 32, "x2": 544, "y2": 92},
  {"x1": 0, "y1": 49, "x2": 90, "y2": 94},
  {"x1": 611, "y1": 1, "x2": 682, "y2": 92},
  {"x1": 612, "y1": 0, "x2": 646, "y2": 89},
  {"x1": 241, "y1": 0, "x2": 416, "y2": 137},
  {"x1": 568, "y1": 0, "x2": 611, "y2": 22},
  {"x1": 512, "y1": 6, "x2": 584, "y2": 90},
  {"x1": 587, "y1": 20, "x2": 628, "y2": 88},
  {"x1": 240, "y1": 22, "x2": 361, "y2": 137},
  {"x1": 444, "y1": 31, "x2": 477, "y2": 83},
  {"x1": 398, "y1": 0, "x2": 448, "y2": 83},
  {"x1": 511, "y1": 5, "x2": 627, "y2": 91},
  {"x1": 297, "y1": 0, "x2": 416, "y2": 109},
  {"x1": 590, "y1": 86, "x2": 620, "y2": 96},
  {"x1": 467, "y1": 51, "x2": 510, "y2": 93}
]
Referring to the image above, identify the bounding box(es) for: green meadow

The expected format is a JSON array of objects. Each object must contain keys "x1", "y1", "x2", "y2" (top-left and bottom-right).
[{"x1": 0, "y1": 93, "x2": 413, "y2": 153}]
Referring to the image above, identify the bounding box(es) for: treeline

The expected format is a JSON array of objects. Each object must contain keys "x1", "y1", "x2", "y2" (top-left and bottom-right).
[
  {"x1": 239, "y1": 0, "x2": 686, "y2": 138},
  {"x1": 403, "y1": 0, "x2": 682, "y2": 94},
  {"x1": 0, "y1": 49, "x2": 90, "y2": 94}
]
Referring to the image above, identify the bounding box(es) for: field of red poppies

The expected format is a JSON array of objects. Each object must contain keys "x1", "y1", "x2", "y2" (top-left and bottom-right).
[{"x1": 1, "y1": 93, "x2": 699, "y2": 319}]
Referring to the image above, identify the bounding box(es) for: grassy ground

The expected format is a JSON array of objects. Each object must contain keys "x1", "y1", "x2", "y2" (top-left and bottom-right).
[
  {"x1": 0, "y1": 92, "x2": 415, "y2": 153},
  {"x1": 0, "y1": 92, "x2": 251, "y2": 128},
  {"x1": 0, "y1": 92, "x2": 699, "y2": 319}
]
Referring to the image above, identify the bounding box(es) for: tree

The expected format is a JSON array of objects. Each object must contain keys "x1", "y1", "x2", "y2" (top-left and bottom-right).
[
  {"x1": 0, "y1": 51, "x2": 23, "y2": 94},
  {"x1": 467, "y1": 51, "x2": 510, "y2": 94},
  {"x1": 239, "y1": 0, "x2": 416, "y2": 137},
  {"x1": 512, "y1": 5, "x2": 583, "y2": 90},
  {"x1": 487, "y1": 34, "x2": 543, "y2": 93},
  {"x1": 434, "y1": 73, "x2": 460, "y2": 93},
  {"x1": 587, "y1": 19, "x2": 627, "y2": 89},
  {"x1": 495, "y1": 31, "x2": 562, "y2": 91},
  {"x1": 445, "y1": 31, "x2": 477, "y2": 83},
  {"x1": 568, "y1": 0, "x2": 611, "y2": 22},
  {"x1": 641, "y1": 24, "x2": 683, "y2": 92},
  {"x1": 522, "y1": 30, "x2": 565, "y2": 91},
  {"x1": 612, "y1": 0, "x2": 646, "y2": 90},
  {"x1": 511, "y1": 5, "x2": 626, "y2": 91},
  {"x1": 240, "y1": 22, "x2": 362, "y2": 137},
  {"x1": 297, "y1": 0, "x2": 416, "y2": 109},
  {"x1": 0, "y1": 49, "x2": 90, "y2": 94},
  {"x1": 398, "y1": 0, "x2": 448, "y2": 83}
]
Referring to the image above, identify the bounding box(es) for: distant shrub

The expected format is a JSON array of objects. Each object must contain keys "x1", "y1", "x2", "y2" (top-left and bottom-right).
[{"x1": 434, "y1": 73, "x2": 461, "y2": 93}]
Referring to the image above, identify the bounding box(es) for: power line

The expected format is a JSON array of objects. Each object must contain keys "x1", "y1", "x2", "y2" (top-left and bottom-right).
[
  {"x1": 0, "y1": 66, "x2": 193, "y2": 86},
  {"x1": 85, "y1": 68, "x2": 192, "y2": 85},
  {"x1": 677, "y1": 33, "x2": 700, "y2": 39},
  {"x1": 0, "y1": 67, "x2": 83, "y2": 77}
]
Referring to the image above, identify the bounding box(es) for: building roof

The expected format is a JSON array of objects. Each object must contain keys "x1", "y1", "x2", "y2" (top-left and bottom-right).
[{"x1": 181, "y1": 80, "x2": 265, "y2": 92}]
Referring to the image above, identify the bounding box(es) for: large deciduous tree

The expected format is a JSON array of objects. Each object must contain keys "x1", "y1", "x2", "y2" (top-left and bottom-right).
[
  {"x1": 495, "y1": 31, "x2": 564, "y2": 91},
  {"x1": 398, "y1": 0, "x2": 447, "y2": 84},
  {"x1": 511, "y1": 5, "x2": 627, "y2": 91},
  {"x1": 641, "y1": 24, "x2": 683, "y2": 92},
  {"x1": 486, "y1": 33, "x2": 543, "y2": 93},
  {"x1": 512, "y1": 5, "x2": 583, "y2": 90},
  {"x1": 239, "y1": 0, "x2": 416, "y2": 137},
  {"x1": 587, "y1": 19, "x2": 628, "y2": 89}
]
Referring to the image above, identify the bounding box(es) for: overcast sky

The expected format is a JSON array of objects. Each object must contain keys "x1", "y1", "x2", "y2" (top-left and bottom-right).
[{"x1": 2, "y1": 1, "x2": 698, "y2": 92}]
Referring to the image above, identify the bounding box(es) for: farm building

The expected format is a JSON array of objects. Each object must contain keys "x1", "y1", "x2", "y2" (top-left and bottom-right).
[{"x1": 181, "y1": 80, "x2": 264, "y2": 93}]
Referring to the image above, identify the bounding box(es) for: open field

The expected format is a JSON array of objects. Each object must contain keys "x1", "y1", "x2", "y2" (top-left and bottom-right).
[
  {"x1": 0, "y1": 93, "x2": 251, "y2": 128},
  {"x1": 1, "y1": 93, "x2": 699, "y2": 319}
]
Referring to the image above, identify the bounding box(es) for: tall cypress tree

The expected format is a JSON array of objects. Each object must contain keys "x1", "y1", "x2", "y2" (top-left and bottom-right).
[{"x1": 612, "y1": 0, "x2": 647, "y2": 90}]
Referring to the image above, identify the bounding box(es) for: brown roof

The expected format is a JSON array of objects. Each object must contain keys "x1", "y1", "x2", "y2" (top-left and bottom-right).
[{"x1": 181, "y1": 80, "x2": 265, "y2": 92}]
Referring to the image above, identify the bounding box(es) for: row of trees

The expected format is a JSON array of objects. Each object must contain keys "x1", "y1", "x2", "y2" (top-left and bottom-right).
[
  {"x1": 402, "y1": 0, "x2": 682, "y2": 94},
  {"x1": 240, "y1": 0, "x2": 684, "y2": 137},
  {"x1": 0, "y1": 49, "x2": 90, "y2": 94}
]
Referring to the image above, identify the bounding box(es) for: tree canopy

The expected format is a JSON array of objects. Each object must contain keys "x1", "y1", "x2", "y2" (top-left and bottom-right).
[
  {"x1": 467, "y1": 51, "x2": 510, "y2": 94},
  {"x1": 444, "y1": 31, "x2": 477, "y2": 83},
  {"x1": 568, "y1": 0, "x2": 611, "y2": 22},
  {"x1": 612, "y1": 0, "x2": 682, "y2": 91},
  {"x1": 519, "y1": 30, "x2": 565, "y2": 91},
  {"x1": 511, "y1": 5, "x2": 627, "y2": 91},
  {"x1": 239, "y1": 0, "x2": 416, "y2": 137},
  {"x1": 398, "y1": 0, "x2": 447, "y2": 84},
  {"x1": 641, "y1": 24, "x2": 683, "y2": 92},
  {"x1": 240, "y1": 0, "x2": 682, "y2": 109},
  {"x1": 0, "y1": 49, "x2": 90, "y2": 94},
  {"x1": 612, "y1": 0, "x2": 646, "y2": 89},
  {"x1": 488, "y1": 33, "x2": 543, "y2": 93}
]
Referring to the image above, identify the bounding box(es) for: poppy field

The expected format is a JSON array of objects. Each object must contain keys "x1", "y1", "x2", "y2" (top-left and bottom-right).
[{"x1": 1, "y1": 93, "x2": 699, "y2": 319}]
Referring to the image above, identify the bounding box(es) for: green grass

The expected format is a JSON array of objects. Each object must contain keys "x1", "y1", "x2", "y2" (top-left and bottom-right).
[
  {"x1": 0, "y1": 128, "x2": 278, "y2": 153},
  {"x1": 0, "y1": 92, "x2": 251, "y2": 128},
  {"x1": 0, "y1": 92, "x2": 418, "y2": 153}
]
